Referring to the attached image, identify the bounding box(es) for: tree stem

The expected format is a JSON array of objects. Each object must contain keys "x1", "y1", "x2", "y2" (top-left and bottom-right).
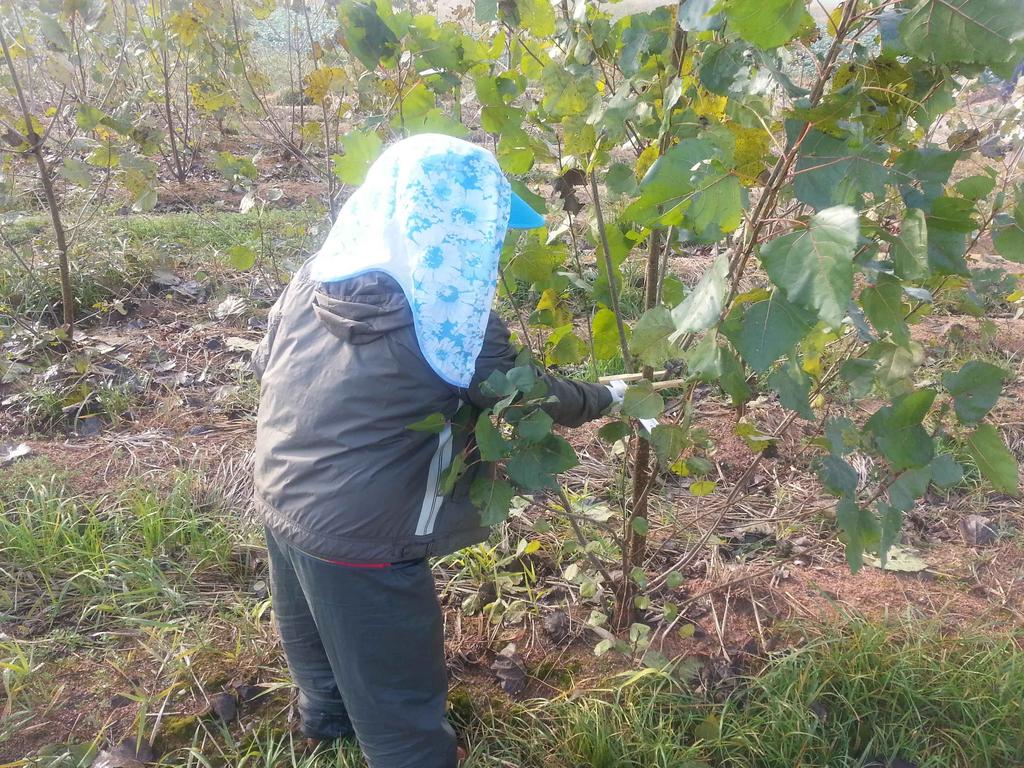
[
  {"x1": 1, "y1": 27, "x2": 75, "y2": 341},
  {"x1": 589, "y1": 171, "x2": 633, "y2": 373}
]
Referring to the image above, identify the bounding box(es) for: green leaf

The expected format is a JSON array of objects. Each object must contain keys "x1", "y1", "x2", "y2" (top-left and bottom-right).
[
  {"x1": 476, "y1": 413, "x2": 508, "y2": 461},
  {"x1": 408, "y1": 412, "x2": 446, "y2": 433},
  {"x1": 865, "y1": 389, "x2": 937, "y2": 471},
  {"x1": 888, "y1": 466, "x2": 932, "y2": 512},
  {"x1": 791, "y1": 127, "x2": 889, "y2": 211},
  {"x1": 837, "y1": 498, "x2": 879, "y2": 572},
  {"x1": 943, "y1": 361, "x2": 1008, "y2": 424},
  {"x1": 338, "y1": 1, "x2": 400, "y2": 69},
  {"x1": 689, "y1": 480, "x2": 717, "y2": 496},
  {"x1": 507, "y1": 365, "x2": 540, "y2": 394},
  {"x1": 861, "y1": 274, "x2": 910, "y2": 346},
  {"x1": 59, "y1": 158, "x2": 93, "y2": 188},
  {"x1": 438, "y1": 453, "x2": 467, "y2": 496},
  {"x1": 965, "y1": 424, "x2": 1019, "y2": 495},
  {"x1": 670, "y1": 253, "x2": 729, "y2": 339},
  {"x1": 332, "y1": 130, "x2": 383, "y2": 186},
  {"x1": 545, "y1": 326, "x2": 586, "y2": 366},
  {"x1": 592, "y1": 219, "x2": 634, "y2": 306},
  {"x1": 993, "y1": 205, "x2": 1024, "y2": 262},
  {"x1": 926, "y1": 225, "x2": 968, "y2": 276},
  {"x1": 718, "y1": 345, "x2": 752, "y2": 406},
  {"x1": 651, "y1": 424, "x2": 687, "y2": 465},
  {"x1": 661, "y1": 275, "x2": 686, "y2": 307},
  {"x1": 496, "y1": 132, "x2": 534, "y2": 174},
  {"x1": 598, "y1": 421, "x2": 631, "y2": 444},
  {"x1": 768, "y1": 357, "x2": 814, "y2": 419},
  {"x1": 929, "y1": 196, "x2": 977, "y2": 232},
  {"x1": 699, "y1": 42, "x2": 747, "y2": 95},
  {"x1": 75, "y1": 105, "x2": 107, "y2": 131},
  {"x1": 840, "y1": 357, "x2": 878, "y2": 397},
  {"x1": 679, "y1": 0, "x2": 725, "y2": 30},
  {"x1": 541, "y1": 64, "x2": 597, "y2": 118},
  {"x1": 623, "y1": 139, "x2": 719, "y2": 226},
  {"x1": 407, "y1": 109, "x2": 469, "y2": 138},
  {"x1": 722, "y1": 0, "x2": 812, "y2": 49},
  {"x1": 930, "y1": 453, "x2": 964, "y2": 489},
  {"x1": 226, "y1": 245, "x2": 256, "y2": 271},
  {"x1": 631, "y1": 517, "x2": 650, "y2": 537},
  {"x1": 474, "y1": 0, "x2": 497, "y2": 23},
  {"x1": 214, "y1": 151, "x2": 258, "y2": 182},
  {"x1": 631, "y1": 307, "x2": 676, "y2": 367},
  {"x1": 506, "y1": 435, "x2": 579, "y2": 490},
  {"x1": 517, "y1": 409, "x2": 553, "y2": 443},
  {"x1": 622, "y1": 385, "x2": 665, "y2": 420},
  {"x1": 955, "y1": 174, "x2": 996, "y2": 201},
  {"x1": 592, "y1": 308, "x2": 626, "y2": 360},
  {"x1": 819, "y1": 455, "x2": 860, "y2": 497},
  {"x1": 866, "y1": 544, "x2": 928, "y2": 573},
  {"x1": 606, "y1": 163, "x2": 638, "y2": 198},
  {"x1": 890, "y1": 208, "x2": 929, "y2": 280},
  {"x1": 723, "y1": 292, "x2": 816, "y2": 372},
  {"x1": 481, "y1": 370, "x2": 515, "y2": 398},
  {"x1": 900, "y1": 0, "x2": 1024, "y2": 67},
  {"x1": 516, "y1": 0, "x2": 556, "y2": 36},
  {"x1": 471, "y1": 475, "x2": 517, "y2": 526},
  {"x1": 877, "y1": 502, "x2": 903, "y2": 567},
  {"x1": 688, "y1": 174, "x2": 744, "y2": 241},
  {"x1": 760, "y1": 206, "x2": 858, "y2": 329},
  {"x1": 893, "y1": 146, "x2": 960, "y2": 208},
  {"x1": 509, "y1": 236, "x2": 566, "y2": 285},
  {"x1": 873, "y1": 340, "x2": 926, "y2": 390},
  {"x1": 684, "y1": 332, "x2": 723, "y2": 381},
  {"x1": 734, "y1": 421, "x2": 777, "y2": 453},
  {"x1": 825, "y1": 417, "x2": 860, "y2": 456},
  {"x1": 87, "y1": 143, "x2": 120, "y2": 168},
  {"x1": 39, "y1": 15, "x2": 72, "y2": 50},
  {"x1": 588, "y1": 87, "x2": 639, "y2": 147},
  {"x1": 686, "y1": 456, "x2": 715, "y2": 477}
]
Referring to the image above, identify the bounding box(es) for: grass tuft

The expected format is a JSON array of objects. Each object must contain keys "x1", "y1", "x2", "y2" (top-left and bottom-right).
[
  {"x1": 0, "y1": 473, "x2": 252, "y2": 627},
  {"x1": 447, "y1": 620, "x2": 1024, "y2": 768}
]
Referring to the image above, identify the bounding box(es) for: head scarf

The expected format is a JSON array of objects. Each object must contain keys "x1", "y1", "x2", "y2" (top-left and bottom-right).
[{"x1": 310, "y1": 134, "x2": 539, "y2": 387}]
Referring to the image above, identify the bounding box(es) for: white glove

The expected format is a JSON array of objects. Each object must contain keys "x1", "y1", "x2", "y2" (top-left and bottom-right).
[{"x1": 604, "y1": 380, "x2": 628, "y2": 414}]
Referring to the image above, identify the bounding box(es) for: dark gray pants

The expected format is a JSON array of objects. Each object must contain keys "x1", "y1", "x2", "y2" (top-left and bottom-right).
[{"x1": 266, "y1": 528, "x2": 457, "y2": 768}]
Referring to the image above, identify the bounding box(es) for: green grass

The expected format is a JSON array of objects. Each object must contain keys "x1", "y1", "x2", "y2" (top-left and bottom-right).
[
  {"x1": 4, "y1": 476, "x2": 1021, "y2": 768},
  {"x1": 116, "y1": 207, "x2": 323, "y2": 261},
  {"x1": 0, "y1": 473, "x2": 252, "y2": 627},
  {"x1": 0, "y1": 206, "x2": 324, "y2": 324},
  {"x1": 710, "y1": 621, "x2": 1024, "y2": 767},
  {"x1": 19, "y1": 378, "x2": 144, "y2": 433},
  {"x1": 456, "y1": 620, "x2": 1023, "y2": 768},
  {"x1": 141, "y1": 620, "x2": 1024, "y2": 768}
]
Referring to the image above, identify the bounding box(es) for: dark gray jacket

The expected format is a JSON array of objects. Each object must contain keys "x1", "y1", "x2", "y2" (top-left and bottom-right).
[{"x1": 253, "y1": 262, "x2": 611, "y2": 563}]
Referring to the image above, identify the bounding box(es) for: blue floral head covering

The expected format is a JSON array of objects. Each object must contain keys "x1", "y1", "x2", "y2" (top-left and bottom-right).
[{"x1": 310, "y1": 134, "x2": 541, "y2": 387}]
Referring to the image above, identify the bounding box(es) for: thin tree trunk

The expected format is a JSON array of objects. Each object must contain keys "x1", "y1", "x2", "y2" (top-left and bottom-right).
[
  {"x1": 162, "y1": 57, "x2": 185, "y2": 182},
  {"x1": 1, "y1": 28, "x2": 75, "y2": 341},
  {"x1": 615, "y1": 1, "x2": 689, "y2": 628},
  {"x1": 589, "y1": 172, "x2": 632, "y2": 372}
]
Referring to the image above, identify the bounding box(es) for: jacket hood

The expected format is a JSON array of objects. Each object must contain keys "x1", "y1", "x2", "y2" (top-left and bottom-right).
[
  {"x1": 307, "y1": 134, "x2": 510, "y2": 387},
  {"x1": 312, "y1": 272, "x2": 412, "y2": 343}
]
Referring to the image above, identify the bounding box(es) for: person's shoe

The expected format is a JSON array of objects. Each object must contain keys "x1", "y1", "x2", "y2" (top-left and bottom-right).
[{"x1": 457, "y1": 745, "x2": 468, "y2": 765}]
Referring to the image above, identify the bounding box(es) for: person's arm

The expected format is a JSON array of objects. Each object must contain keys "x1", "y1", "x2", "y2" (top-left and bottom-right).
[{"x1": 462, "y1": 311, "x2": 612, "y2": 427}]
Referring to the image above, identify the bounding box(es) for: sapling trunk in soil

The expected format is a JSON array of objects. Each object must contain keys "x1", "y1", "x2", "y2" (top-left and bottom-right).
[
  {"x1": 0, "y1": 27, "x2": 75, "y2": 342},
  {"x1": 612, "y1": 6, "x2": 688, "y2": 630}
]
